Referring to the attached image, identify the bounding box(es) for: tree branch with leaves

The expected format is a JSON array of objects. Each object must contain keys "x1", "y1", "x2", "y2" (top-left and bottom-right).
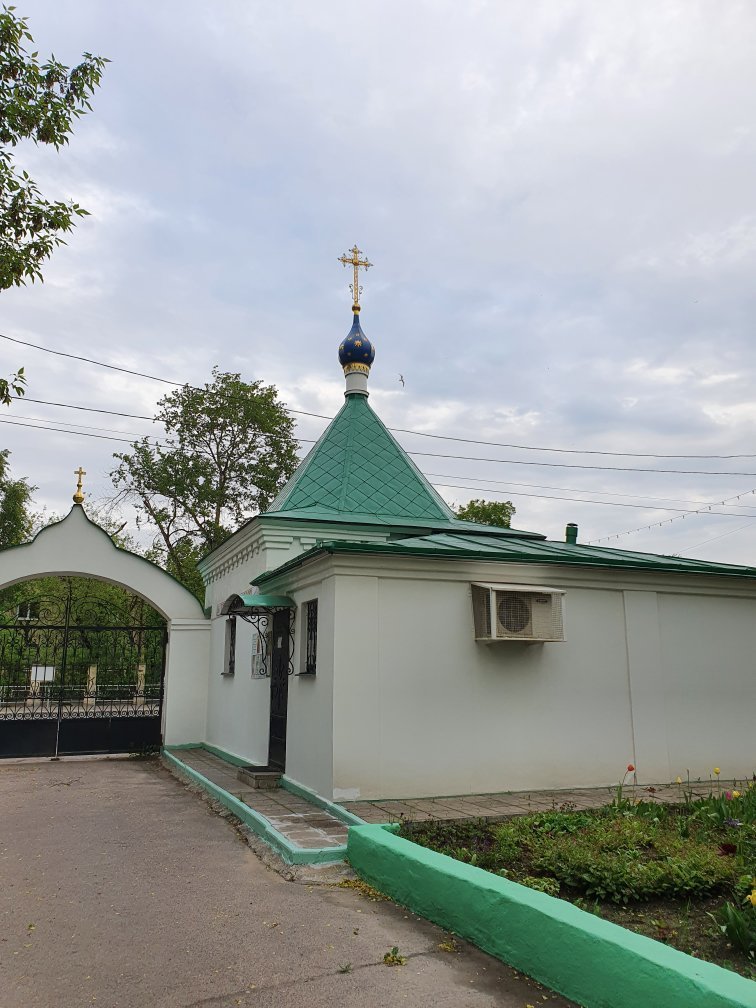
[
  {"x1": 0, "y1": 5, "x2": 108, "y2": 290},
  {"x1": 111, "y1": 369, "x2": 300, "y2": 599},
  {"x1": 454, "y1": 497, "x2": 516, "y2": 528}
]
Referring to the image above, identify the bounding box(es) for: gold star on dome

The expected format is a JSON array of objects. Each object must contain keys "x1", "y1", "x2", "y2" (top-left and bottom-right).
[{"x1": 354, "y1": 340, "x2": 362, "y2": 347}]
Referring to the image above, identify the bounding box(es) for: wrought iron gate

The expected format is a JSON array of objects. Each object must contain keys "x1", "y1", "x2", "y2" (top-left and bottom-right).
[{"x1": 0, "y1": 586, "x2": 167, "y2": 758}]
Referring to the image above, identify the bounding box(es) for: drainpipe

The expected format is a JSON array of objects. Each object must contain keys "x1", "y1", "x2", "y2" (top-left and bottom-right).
[{"x1": 565, "y1": 523, "x2": 578, "y2": 545}]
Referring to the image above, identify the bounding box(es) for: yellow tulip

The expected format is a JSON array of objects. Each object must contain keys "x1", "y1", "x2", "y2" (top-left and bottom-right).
[
  {"x1": 713, "y1": 768, "x2": 721, "y2": 775},
  {"x1": 733, "y1": 790, "x2": 741, "y2": 799},
  {"x1": 675, "y1": 776, "x2": 682, "y2": 785},
  {"x1": 748, "y1": 891, "x2": 756, "y2": 908}
]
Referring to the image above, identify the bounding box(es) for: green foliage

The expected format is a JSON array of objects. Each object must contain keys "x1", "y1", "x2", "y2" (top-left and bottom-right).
[
  {"x1": 519, "y1": 875, "x2": 561, "y2": 896},
  {"x1": 402, "y1": 803, "x2": 742, "y2": 904},
  {"x1": 0, "y1": 5, "x2": 108, "y2": 290},
  {"x1": 111, "y1": 368, "x2": 300, "y2": 597},
  {"x1": 711, "y1": 900, "x2": 756, "y2": 959},
  {"x1": 521, "y1": 815, "x2": 733, "y2": 903},
  {"x1": 382, "y1": 946, "x2": 407, "y2": 966},
  {"x1": 454, "y1": 497, "x2": 515, "y2": 528},
  {"x1": 0, "y1": 448, "x2": 34, "y2": 547},
  {"x1": 0, "y1": 366, "x2": 25, "y2": 406}
]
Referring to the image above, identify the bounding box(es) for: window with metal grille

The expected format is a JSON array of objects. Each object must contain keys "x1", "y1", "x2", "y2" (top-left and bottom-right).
[
  {"x1": 223, "y1": 616, "x2": 236, "y2": 676},
  {"x1": 303, "y1": 600, "x2": 318, "y2": 675}
]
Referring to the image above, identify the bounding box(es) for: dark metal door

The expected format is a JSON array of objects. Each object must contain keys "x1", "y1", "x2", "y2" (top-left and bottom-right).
[
  {"x1": 0, "y1": 587, "x2": 167, "y2": 758},
  {"x1": 268, "y1": 609, "x2": 290, "y2": 771}
]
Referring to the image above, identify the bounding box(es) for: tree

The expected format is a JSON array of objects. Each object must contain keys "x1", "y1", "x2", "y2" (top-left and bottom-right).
[
  {"x1": 0, "y1": 448, "x2": 34, "y2": 547},
  {"x1": 454, "y1": 497, "x2": 516, "y2": 529},
  {"x1": 0, "y1": 5, "x2": 108, "y2": 290},
  {"x1": 111, "y1": 369, "x2": 300, "y2": 599}
]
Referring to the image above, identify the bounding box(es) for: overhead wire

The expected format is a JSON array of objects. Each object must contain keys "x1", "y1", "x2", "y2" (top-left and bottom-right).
[
  {"x1": 10, "y1": 332, "x2": 756, "y2": 541},
  {"x1": 427, "y1": 481, "x2": 756, "y2": 516},
  {"x1": 5, "y1": 415, "x2": 756, "y2": 520},
  {"x1": 588, "y1": 488, "x2": 756, "y2": 544},
  {"x1": 10, "y1": 399, "x2": 756, "y2": 507},
  {"x1": 421, "y1": 473, "x2": 756, "y2": 506},
  {"x1": 681, "y1": 521, "x2": 756, "y2": 552},
  {"x1": 5, "y1": 333, "x2": 756, "y2": 461}
]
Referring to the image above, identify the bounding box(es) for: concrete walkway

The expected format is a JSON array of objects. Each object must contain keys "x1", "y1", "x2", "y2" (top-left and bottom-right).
[
  {"x1": 173, "y1": 747, "x2": 349, "y2": 850},
  {"x1": 341, "y1": 779, "x2": 717, "y2": 823},
  {"x1": 0, "y1": 758, "x2": 578, "y2": 1008}
]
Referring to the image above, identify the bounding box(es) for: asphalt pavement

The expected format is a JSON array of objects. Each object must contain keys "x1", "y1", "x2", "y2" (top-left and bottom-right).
[{"x1": 0, "y1": 757, "x2": 579, "y2": 1008}]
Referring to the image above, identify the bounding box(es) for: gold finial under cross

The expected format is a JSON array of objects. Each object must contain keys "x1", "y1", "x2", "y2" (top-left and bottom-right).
[
  {"x1": 338, "y1": 244, "x2": 372, "y2": 313},
  {"x1": 73, "y1": 466, "x2": 86, "y2": 505}
]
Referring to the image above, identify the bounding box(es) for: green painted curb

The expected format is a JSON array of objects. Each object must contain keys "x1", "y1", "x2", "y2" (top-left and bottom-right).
[
  {"x1": 166, "y1": 741, "x2": 262, "y2": 769},
  {"x1": 281, "y1": 775, "x2": 366, "y2": 827},
  {"x1": 162, "y1": 749, "x2": 347, "y2": 866},
  {"x1": 347, "y1": 824, "x2": 756, "y2": 1008}
]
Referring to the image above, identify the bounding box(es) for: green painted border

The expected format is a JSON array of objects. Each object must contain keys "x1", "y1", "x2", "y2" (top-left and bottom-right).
[
  {"x1": 347, "y1": 824, "x2": 756, "y2": 1008},
  {"x1": 281, "y1": 775, "x2": 366, "y2": 827},
  {"x1": 166, "y1": 741, "x2": 254, "y2": 769},
  {"x1": 162, "y1": 748, "x2": 347, "y2": 866}
]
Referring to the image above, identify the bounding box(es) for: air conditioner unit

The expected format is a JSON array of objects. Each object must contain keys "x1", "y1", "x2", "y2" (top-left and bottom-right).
[{"x1": 471, "y1": 583, "x2": 565, "y2": 643}]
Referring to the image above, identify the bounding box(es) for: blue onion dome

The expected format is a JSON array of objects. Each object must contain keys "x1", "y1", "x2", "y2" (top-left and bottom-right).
[{"x1": 338, "y1": 313, "x2": 375, "y2": 375}]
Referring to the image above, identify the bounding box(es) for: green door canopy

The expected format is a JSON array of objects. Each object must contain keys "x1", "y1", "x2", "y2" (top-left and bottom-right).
[{"x1": 220, "y1": 593, "x2": 295, "y2": 615}]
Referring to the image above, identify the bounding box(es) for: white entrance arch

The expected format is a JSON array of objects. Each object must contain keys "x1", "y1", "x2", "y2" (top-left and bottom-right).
[{"x1": 0, "y1": 505, "x2": 210, "y2": 746}]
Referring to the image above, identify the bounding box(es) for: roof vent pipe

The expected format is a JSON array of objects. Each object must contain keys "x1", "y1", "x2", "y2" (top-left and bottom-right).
[{"x1": 565, "y1": 523, "x2": 578, "y2": 545}]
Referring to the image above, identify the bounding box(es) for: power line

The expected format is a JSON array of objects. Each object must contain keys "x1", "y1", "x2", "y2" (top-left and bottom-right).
[
  {"x1": 19, "y1": 397, "x2": 161, "y2": 422},
  {"x1": 0, "y1": 416, "x2": 146, "y2": 445},
  {"x1": 1, "y1": 333, "x2": 181, "y2": 386},
  {"x1": 429, "y1": 481, "x2": 756, "y2": 516},
  {"x1": 13, "y1": 389, "x2": 756, "y2": 475},
  {"x1": 588, "y1": 488, "x2": 756, "y2": 544},
  {"x1": 7, "y1": 334, "x2": 756, "y2": 461},
  {"x1": 6, "y1": 415, "x2": 756, "y2": 521},
  {"x1": 3, "y1": 412, "x2": 158, "y2": 439},
  {"x1": 422, "y1": 473, "x2": 756, "y2": 507},
  {"x1": 11, "y1": 397, "x2": 756, "y2": 505},
  {"x1": 12, "y1": 411, "x2": 756, "y2": 513},
  {"x1": 683, "y1": 521, "x2": 756, "y2": 552},
  {"x1": 407, "y1": 449, "x2": 756, "y2": 477}
]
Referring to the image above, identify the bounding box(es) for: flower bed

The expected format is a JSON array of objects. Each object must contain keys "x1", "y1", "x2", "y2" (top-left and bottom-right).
[{"x1": 399, "y1": 778, "x2": 756, "y2": 980}]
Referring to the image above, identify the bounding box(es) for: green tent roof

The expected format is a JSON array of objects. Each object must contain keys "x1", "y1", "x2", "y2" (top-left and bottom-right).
[{"x1": 267, "y1": 394, "x2": 462, "y2": 524}]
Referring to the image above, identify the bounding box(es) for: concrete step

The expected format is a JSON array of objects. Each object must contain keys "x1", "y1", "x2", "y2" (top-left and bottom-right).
[{"x1": 237, "y1": 766, "x2": 282, "y2": 789}]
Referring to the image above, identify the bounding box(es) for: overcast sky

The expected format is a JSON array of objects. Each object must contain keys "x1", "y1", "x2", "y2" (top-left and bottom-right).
[{"x1": 3, "y1": 0, "x2": 756, "y2": 563}]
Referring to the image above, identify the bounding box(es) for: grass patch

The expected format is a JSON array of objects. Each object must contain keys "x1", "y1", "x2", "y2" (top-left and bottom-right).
[{"x1": 399, "y1": 783, "x2": 756, "y2": 979}]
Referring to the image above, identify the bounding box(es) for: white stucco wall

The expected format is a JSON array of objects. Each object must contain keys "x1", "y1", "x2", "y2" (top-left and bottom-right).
[
  {"x1": 163, "y1": 619, "x2": 212, "y2": 745},
  {"x1": 284, "y1": 576, "x2": 336, "y2": 798},
  {"x1": 657, "y1": 592, "x2": 756, "y2": 779},
  {"x1": 323, "y1": 556, "x2": 756, "y2": 800},
  {"x1": 331, "y1": 571, "x2": 634, "y2": 798}
]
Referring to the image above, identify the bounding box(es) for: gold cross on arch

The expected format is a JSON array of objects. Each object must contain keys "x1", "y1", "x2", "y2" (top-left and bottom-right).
[
  {"x1": 338, "y1": 245, "x2": 372, "y2": 312},
  {"x1": 73, "y1": 466, "x2": 86, "y2": 504}
]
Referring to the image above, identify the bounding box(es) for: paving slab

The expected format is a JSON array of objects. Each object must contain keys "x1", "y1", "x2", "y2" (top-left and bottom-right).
[
  {"x1": 0, "y1": 758, "x2": 578, "y2": 1008},
  {"x1": 170, "y1": 749, "x2": 350, "y2": 850},
  {"x1": 340, "y1": 780, "x2": 731, "y2": 823}
]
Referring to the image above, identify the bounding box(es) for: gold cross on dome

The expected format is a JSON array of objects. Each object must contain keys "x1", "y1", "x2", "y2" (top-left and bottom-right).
[
  {"x1": 338, "y1": 244, "x2": 372, "y2": 312},
  {"x1": 73, "y1": 466, "x2": 86, "y2": 504}
]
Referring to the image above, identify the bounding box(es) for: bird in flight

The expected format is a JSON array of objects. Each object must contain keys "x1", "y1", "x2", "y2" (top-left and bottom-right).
[{"x1": 399, "y1": 374, "x2": 405, "y2": 387}]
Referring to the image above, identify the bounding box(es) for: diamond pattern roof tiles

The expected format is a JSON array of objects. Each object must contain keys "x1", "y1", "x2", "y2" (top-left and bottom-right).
[{"x1": 266, "y1": 395, "x2": 456, "y2": 523}]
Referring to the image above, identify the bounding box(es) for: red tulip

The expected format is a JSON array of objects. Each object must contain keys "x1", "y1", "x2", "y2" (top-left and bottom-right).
[{"x1": 627, "y1": 764, "x2": 635, "y2": 772}]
